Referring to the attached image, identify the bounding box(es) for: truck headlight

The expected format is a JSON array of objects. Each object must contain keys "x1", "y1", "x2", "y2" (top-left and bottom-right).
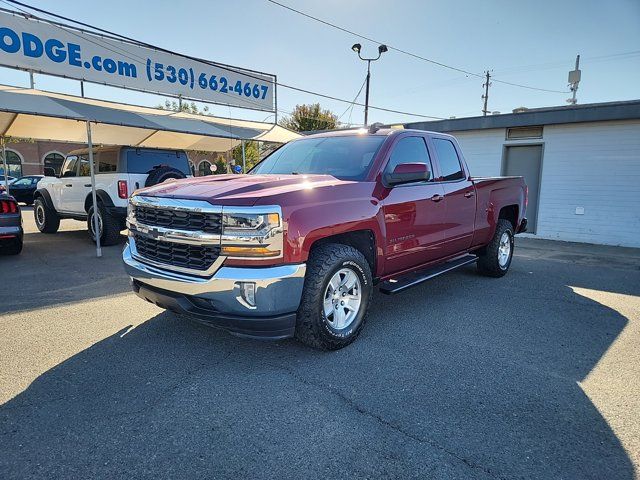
[{"x1": 221, "y1": 207, "x2": 283, "y2": 258}]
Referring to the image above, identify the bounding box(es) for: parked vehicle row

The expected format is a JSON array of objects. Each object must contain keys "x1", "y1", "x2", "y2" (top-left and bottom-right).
[
  {"x1": 1, "y1": 175, "x2": 44, "y2": 205},
  {"x1": 122, "y1": 127, "x2": 528, "y2": 349},
  {"x1": 33, "y1": 147, "x2": 190, "y2": 245}
]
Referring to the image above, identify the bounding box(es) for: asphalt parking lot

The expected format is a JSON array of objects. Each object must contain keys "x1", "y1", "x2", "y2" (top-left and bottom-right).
[{"x1": 1, "y1": 209, "x2": 639, "y2": 480}]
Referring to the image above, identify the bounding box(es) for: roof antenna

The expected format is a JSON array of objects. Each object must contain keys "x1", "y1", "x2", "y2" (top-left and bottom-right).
[{"x1": 368, "y1": 122, "x2": 384, "y2": 134}]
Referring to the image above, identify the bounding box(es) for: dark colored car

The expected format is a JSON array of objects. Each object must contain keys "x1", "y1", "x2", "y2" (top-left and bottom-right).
[
  {"x1": 0, "y1": 194, "x2": 23, "y2": 255},
  {"x1": 6, "y1": 175, "x2": 43, "y2": 205}
]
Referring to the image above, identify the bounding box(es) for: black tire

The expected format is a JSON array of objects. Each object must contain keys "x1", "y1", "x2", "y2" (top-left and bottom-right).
[
  {"x1": 33, "y1": 197, "x2": 60, "y2": 233},
  {"x1": 477, "y1": 219, "x2": 514, "y2": 277},
  {"x1": 144, "y1": 166, "x2": 186, "y2": 187},
  {"x1": 1, "y1": 238, "x2": 22, "y2": 255},
  {"x1": 295, "y1": 243, "x2": 373, "y2": 350},
  {"x1": 87, "y1": 203, "x2": 122, "y2": 246}
]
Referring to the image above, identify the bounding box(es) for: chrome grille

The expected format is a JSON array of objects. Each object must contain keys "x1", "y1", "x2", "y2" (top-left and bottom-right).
[
  {"x1": 132, "y1": 233, "x2": 220, "y2": 272},
  {"x1": 134, "y1": 205, "x2": 222, "y2": 234}
]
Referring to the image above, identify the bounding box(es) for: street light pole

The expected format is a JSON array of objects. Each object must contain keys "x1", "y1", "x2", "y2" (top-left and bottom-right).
[
  {"x1": 351, "y1": 43, "x2": 387, "y2": 126},
  {"x1": 364, "y1": 60, "x2": 371, "y2": 126}
]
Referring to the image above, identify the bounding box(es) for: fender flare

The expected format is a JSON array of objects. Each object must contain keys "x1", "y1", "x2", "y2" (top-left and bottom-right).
[
  {"x1": 84, "y1": 189, "x2": 114, "y2": 212},
  {"x1": 33, "y1": 188, "x2": 55, "y2": 210}
]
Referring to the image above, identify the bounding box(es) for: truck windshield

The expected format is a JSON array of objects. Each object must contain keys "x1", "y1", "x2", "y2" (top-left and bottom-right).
[{"x1": 251, "y1": 135, "x2": 386, "y2": 180}]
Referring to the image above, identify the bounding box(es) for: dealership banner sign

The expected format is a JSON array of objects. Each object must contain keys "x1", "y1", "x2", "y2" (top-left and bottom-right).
[{"x1": 0, "y1": 10, "x2": 275, "y2": 111}]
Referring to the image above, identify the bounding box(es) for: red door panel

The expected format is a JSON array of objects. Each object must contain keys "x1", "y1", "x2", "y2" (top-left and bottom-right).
[{"x1": 382, "y1": 184, "x2": 446, "y2": 274}]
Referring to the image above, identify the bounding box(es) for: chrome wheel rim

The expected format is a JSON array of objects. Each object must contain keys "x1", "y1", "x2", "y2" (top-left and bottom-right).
[
  {"x1": 498, "y1": 231, "x2": 511, "y2": 268},
  {"x1": 35, "y1": 204, "x2": 45, "y2": 226},
  {"x1": 323, "y1": 268, "x2": 362, "y2": 330}
]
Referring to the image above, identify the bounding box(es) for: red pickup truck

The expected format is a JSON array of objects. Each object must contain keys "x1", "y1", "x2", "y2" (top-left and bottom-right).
[{"x1": 123, "y1": 127, "x2": 527, "y2": 349}]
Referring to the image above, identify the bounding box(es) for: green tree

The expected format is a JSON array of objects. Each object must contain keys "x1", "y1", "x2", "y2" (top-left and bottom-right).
[
  {"x1": 157, "y1": 99, "x2": 209, "y2": 115},
  {"x1": 232, "y1": 141, "x2": 260, "y2": 172},
  {"x1": 278, "y1": 103, "x2": 338, "y2": 132}
]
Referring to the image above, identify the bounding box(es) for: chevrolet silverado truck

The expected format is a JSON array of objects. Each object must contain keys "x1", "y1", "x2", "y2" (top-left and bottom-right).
[{"x1": 123, "y1": 127, "x2": 527, "y2": 350}]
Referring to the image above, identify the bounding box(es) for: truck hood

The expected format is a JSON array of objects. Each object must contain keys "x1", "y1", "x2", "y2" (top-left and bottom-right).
[{"x1": 137, "y1": 174, "x2": 354, "y2": 206}]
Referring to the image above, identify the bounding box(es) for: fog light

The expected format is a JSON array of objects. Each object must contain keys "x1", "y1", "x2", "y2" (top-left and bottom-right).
[{"x1": 238, "y1": 281, "x2": 256, "y2": 307}]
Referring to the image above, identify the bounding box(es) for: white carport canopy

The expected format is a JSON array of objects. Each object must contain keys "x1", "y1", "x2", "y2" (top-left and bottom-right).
[{"x1": 0, "y1": 84, "x2": 300, "y2": 256}]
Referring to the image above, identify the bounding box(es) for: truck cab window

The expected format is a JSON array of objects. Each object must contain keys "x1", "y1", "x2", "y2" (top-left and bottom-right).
[
  {"x1": 60, "y1": 156, "x2": 78, "y2": 178},
  {"x1": 386, "y1": 136, "x2": 432, "y2": 180},
  {"x1": 433, "y1": 138, "x2": 464, "y2": 181}
]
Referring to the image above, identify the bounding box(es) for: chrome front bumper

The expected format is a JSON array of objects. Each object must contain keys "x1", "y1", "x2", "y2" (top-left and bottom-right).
[{"x1": 123, "y1": 241, "x2": 306, "y2": 322}]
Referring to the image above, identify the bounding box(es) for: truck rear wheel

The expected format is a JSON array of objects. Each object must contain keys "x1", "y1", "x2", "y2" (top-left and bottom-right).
[
  {"x1": 295, "y1": 244, "x2": 373, "y2": 350},
  {"x1": 88, "y1": 204, "x2": 123, "y2": 246},
  {"x1": 476, "y1": 219, "x2": 514, "y2": 277},
  {"x1": 34, "y1": 197, "x2": 60, "y2": 234}
]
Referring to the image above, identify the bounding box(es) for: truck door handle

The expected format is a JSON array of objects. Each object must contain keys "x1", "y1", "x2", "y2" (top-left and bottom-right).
[
  {"x1": 64, "y1": 184, "x2": 73, "y2": 187},
  {"x1": 464, "y1": 191, "x2": 475, "y2": 198},
  {"x1": 84, "y1": 184, "x2": 92, "y2": 187},
  {"x1": 430, "y1": 194, "x2": 444, "y2": 202}
]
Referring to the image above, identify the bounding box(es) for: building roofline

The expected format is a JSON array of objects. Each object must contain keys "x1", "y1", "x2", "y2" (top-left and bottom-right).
[{"x1": 400, "y1": 99, "x2": 640, "y2": 133}]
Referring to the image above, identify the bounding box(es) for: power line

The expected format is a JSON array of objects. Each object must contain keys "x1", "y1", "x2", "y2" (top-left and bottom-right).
[
  {"x1": 2, "y1": 0, "x2": 445, "y2": 120},
  {"x1": 265, "y1": 0, "x2": 569, "y2": 94},
  {"x1": 339, "y1": 76, "x2": 367, "y2": 121}
]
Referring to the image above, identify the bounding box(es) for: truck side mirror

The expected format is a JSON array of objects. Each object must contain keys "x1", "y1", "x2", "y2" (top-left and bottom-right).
[
  {"x1": 43, "y1": 167, "x2": 56, "y2": 177},
  {"x1": 384, "y1": 162, "x2": 430, "y2": 186}
]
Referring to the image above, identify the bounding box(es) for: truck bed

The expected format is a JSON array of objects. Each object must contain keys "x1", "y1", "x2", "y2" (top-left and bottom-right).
[{"x1": 471, "y1": 176, "x2": 527, "y2": 247}]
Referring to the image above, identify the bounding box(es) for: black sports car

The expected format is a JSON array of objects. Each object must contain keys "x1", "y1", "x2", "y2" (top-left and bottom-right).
[
  {"x1": 0, "y1": 194, "x2": 22, "y2": 255},
  {"x1": 6, "y1": 175, "x2": 43, "y2": 205}
]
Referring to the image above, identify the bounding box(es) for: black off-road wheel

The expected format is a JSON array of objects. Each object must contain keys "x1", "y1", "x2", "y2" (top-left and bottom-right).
[
  {"x1": 87, "y1": 203, "x2": 123, "y2": 246},
  {"x1": 295, "y1": 244, "x2": 373, "y2": 350},
  {"x1": 477, "y1": 219, "x2": 515, "y2": 277},
  {"x1": 33, "y1": 197, "x2": 60, "y2": 233}
]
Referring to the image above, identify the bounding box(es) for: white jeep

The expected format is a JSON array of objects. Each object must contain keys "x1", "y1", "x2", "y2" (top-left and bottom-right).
[{"x1": 33, "y1": 146, "x2": 191, "y2": 245}]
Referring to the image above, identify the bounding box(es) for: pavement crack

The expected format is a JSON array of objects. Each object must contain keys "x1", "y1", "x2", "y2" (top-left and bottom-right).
[{"x1": 278, "y1": 364, "x2": 508, "y2": 480}]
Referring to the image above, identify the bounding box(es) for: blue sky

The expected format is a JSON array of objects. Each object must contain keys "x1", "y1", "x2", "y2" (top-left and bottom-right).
[{"x1": 1, "y1": 0, "x2": 639, "y2": 125}]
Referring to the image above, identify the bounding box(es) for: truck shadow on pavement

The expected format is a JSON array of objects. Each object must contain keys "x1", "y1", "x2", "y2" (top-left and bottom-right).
[
  {"x1": 0, "y1": 256, "x2": 637, "y2": 479},
  {"x1": 0, "y1": 230, "x2": 128, "y2": 315}
]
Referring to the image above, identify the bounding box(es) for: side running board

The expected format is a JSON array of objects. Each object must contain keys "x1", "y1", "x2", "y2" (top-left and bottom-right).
[{"x1": 379, "y1": 255, "x2": 478, "y2": 295}]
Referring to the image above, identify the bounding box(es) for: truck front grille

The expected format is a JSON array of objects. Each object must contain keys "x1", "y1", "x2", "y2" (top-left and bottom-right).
[
  {"x1": 132, "y1": 233, "x2": 220, "y2": 272},
  {"x1": 134, "y1": 205, "x2": 222, "y2": 234}
]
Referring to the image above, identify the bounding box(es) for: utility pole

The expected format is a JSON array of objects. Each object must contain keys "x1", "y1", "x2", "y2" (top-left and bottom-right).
[
  {"x1": 567, "y1": 55, "x2": 581, "y2": 105},
  {"x1": 481, "y1": 70, "x2": 491, "y2": 116}
]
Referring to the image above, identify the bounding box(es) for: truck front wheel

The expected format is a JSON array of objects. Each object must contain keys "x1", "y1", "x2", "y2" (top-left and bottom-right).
[
  {"x1": 476, "y1": 219, "x2": 514, "y2": 277},
  {"x1": 34, "y1": 197, "x2": 60, "y2": 234},
  {"x1": 295, "y1": 244, "x2": 373, "y2": 350}
]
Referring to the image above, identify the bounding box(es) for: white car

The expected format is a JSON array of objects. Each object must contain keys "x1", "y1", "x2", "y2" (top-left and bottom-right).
[{"x1": 33, "y1": 146, "x2": 191, "y2": 245}]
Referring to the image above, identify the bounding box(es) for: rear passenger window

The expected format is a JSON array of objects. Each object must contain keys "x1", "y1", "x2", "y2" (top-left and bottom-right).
[
  {"x1": 386, "y1": 137, "x2": 432, "y2": 181},
  {"x1": 98, "y1": 151, "x2": 118, "y2": 173},
  {"x1": 433, "y1": 138, "x2": 464, "y2": 181}
]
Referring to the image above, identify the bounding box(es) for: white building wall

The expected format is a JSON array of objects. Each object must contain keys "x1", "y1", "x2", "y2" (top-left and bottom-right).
[
  {"x1": 449, "y1": 120, "x2": 640, "y2": 248},
  {"x1": 537, "y1": 120, "x2": 640, "y2": 247},
  {"x1": 450, "y1": 128, "x2": 505, "y2": 177}
]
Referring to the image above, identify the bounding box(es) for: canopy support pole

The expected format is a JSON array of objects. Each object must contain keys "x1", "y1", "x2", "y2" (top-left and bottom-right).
[
  {"x1": 86, "y1": 121, "x2": 102, "y2": 258},
  {"x1": 241, "y1": 140, "x2": 246, "y2": 173},
  {"x1": 1, "y1": 136, "x2": 8, "y2": 193}
]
